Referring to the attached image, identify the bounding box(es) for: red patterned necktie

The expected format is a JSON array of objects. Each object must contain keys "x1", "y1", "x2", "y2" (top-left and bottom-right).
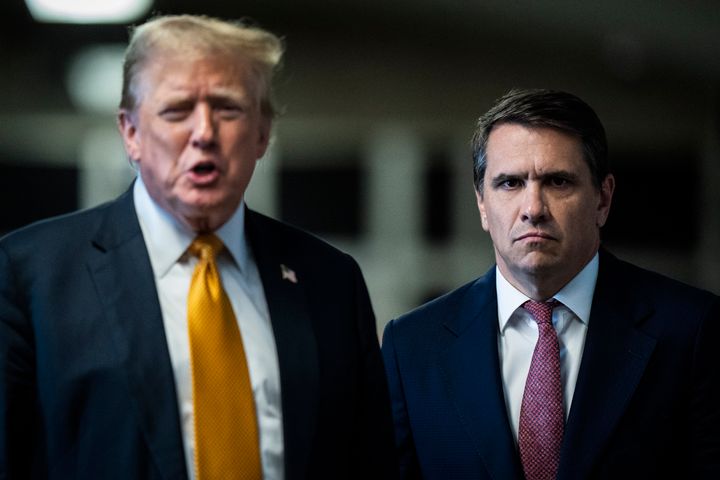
[{"x1": 518, "y1": 299, "x2": 563, "y2": 480}]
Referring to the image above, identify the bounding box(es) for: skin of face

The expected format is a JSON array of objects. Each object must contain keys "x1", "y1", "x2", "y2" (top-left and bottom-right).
[
  {"x1": 118, "y1": 53, "x2": 271, "y2": 233},
  {"x1": 476, "y1": 123, "x2": 614, "y2": 300}
]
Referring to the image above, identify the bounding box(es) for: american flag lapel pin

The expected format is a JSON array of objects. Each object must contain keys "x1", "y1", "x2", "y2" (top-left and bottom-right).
[{"x1": 280, "y1": 264, "x2": 298, "y2": 284}]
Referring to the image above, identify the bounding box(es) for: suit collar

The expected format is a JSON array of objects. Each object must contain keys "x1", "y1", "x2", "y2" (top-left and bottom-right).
[
  {"x1": 245, "y1": 208, "x2": 319, "y2": 480},
  {"x1": 443, "y1": 267, "x2": 497, "y2": 336},
  {"x1": 558, "y1": 249, "x2": 657, "y2": 479},
  {"x1": 91, "y1": 187, "x2": 144, "y2": 252},
  {"x1": 440, "y1": 268, "x2": 525, "y2": 480},
  {"x1": 89, "y1": 189, "x2": 189, "y2": 480}
]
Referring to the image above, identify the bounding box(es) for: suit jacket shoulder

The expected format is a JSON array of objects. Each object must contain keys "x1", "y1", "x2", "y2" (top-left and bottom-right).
[
  {"x1": 0, "y1": 189, "x2": 190, "y2": 480},
  {"x1": 558, "y1": 249, "x2": 720, "y2": 479},
  {"x1": 244, "y1": 208, "x2": 358, "y2": 271},
  {"x1": 389, "y1": 268, "x2": 496, "y2": 340},
  {"x1": 598, "y1": 249, "x2": 718, "y2": 312},
  {"x1": 0, "y1": 189, "x2": 140, "y2": 267}
]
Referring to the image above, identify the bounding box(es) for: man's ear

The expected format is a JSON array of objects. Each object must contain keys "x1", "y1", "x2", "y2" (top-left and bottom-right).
[
  {"x1": 596, "y1": 174, "x2": 615, "y2": 227},
  {"x1": 255, "y1": 115, "x2": 272, "y2": 159},
  {"x1": 475, "y1": 188, "x2": 489, "y2": 232},
  {"x1": 118, "y1": 109, "x2": 141, "y2": 162}
]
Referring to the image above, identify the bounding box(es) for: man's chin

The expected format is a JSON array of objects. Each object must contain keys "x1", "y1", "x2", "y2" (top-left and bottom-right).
[
  {"x1": 177, "y1": 191, "x2": 236, "y2": 214},
  {"x1": 169, "y1": 194, "x2": 240, "y2": 231},
  {"x1": 518, "y1": 252, "x2": 561, "y2": 275}
]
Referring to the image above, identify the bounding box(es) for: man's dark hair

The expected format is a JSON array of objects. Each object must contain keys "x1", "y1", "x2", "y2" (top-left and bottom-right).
[{"x1": 471, "y1": 89, "x2": 609, "y2": 193}]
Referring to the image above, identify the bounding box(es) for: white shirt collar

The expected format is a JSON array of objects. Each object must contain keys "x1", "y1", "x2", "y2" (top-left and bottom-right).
[
  {"x1": 496, "y1": 253, "x2": 599, "y2": 333},
  {"x1": 133, "y1": 176, "x2": 249, "y2": 278}
]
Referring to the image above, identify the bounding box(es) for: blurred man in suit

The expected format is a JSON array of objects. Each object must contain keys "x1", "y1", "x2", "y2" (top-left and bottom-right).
[
  {"x1": 0, "y1": 15, "x2": 394, "y2": 480},
  {"x1": 382, "y1": 89, "x2": 720, "y2": 479}
]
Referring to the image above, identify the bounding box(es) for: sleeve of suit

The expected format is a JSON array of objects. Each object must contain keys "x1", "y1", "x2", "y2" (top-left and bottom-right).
[
  {"x1": 0, "y1": 243, "x2": 40, "y2": 479},
  {"x1": 381, "y1": 319, "x2": 422, "y2": 480},
  {"x1": 349, "y1": 257, "x2": 399, "y2": 479},
  {"x1": 690, "y1": 295, "x2": 720, "y2": 475}
]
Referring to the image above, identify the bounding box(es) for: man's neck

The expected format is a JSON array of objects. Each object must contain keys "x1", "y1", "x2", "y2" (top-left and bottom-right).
[{"x1": 498, "y1": 259, "x2": 596, "y2": 302}]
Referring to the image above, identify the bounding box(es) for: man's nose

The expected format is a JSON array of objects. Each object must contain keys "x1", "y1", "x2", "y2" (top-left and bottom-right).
[
  {"x1": 190, "y1": 104, "x2": 217, "y2": 148},
  {"x1": 521, "y1": 183, "x2": 548, "y2": 223}
]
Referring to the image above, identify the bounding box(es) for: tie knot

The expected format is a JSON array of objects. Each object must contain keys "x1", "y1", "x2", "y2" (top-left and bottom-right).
[
  {"x1": 189, "y1": 234, "x2": 224, "y2": 261},
  {"x1": 522, "y1": 299, "x2": 558, "y2": 325}
]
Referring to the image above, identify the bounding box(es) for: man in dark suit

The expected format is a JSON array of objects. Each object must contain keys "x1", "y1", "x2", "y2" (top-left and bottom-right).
[
  {"x1": 382, "y1": 89, "x2": 720, "y2": 479},
  {"x1": 0, "y1": 15, "x2": 394, "y2": 480}
]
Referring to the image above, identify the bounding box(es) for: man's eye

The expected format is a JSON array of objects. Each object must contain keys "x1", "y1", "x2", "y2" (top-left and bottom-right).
[
  {"x1": 159, "y1": 107, "x2": 191, "y2": 121},
  {"x1": 548, "y1": 177, "x2": 570, "y2": 187},
  {"x1": 499, "y1": 179, "x2": 522, "y2": 189},
  {"x1": 214, "y1": 103, "x2": 245, "y2": 119}
]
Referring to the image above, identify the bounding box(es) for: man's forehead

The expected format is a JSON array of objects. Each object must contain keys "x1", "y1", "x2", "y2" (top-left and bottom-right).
[
  {"x1": 487, "y1": 124, "x2": 582, "y2": 156},
  {"x1": 488, "y1": 123, "x2": 580, "y2": 145},
  {"x1": 135, "y1": 56, "x2": 256, "y2": 98},
  {"x1": 143, "y1": 53, "x2": 247, "y2": 79},
  {"x1": 484, "y1": 124, "x2": 588, "y2": 174},
  {"x1": 159, "y1": 84, "x2": 249, "y2": 99}
]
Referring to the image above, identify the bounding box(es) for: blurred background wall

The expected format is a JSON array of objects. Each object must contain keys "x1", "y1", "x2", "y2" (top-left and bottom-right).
[{"x1": 1, "y1": 0, "x2": 719, "y2": 332}]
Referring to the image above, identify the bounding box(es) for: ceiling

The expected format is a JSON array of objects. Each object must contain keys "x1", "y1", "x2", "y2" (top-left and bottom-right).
[
  {"x1": 0, "y1": 0, "x2": 717, "y2": 153},
  {"x1": 2, "y1": 0, "x2": 718, "y2": 104}
]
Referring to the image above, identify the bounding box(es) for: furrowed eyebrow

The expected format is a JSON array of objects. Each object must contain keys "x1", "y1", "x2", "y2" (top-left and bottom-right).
[
  {"x1": 206, "y1": 86, "x2": 250, "y2": 103},
  {"x1": 539, "y1": 170, "x2": 580, "y2": 182},
  {"x1": 489, "y1": 170, "x2": 581, "y2": 188},
  {"x1": 491, "y1": 173, "x2": 526, "y2": 186},
  {"x1": 207, "y1": 93, "x2": 246, "y2": 103},
  {"x1": 161, "y1": 98, "x2": 194, "y2": 107}
]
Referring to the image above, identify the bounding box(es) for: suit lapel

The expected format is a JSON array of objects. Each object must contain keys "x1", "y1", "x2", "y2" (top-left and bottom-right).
[
  {"x1": 87, "y1": 190, "x2": 188, "y2": 480},
  {"x1": 440, "y1": 270, "x2": 524, "y2": 480},
  {"x1": 245, "y1": 209, "x2": 319, "y2": 480},
  {"x1": 558, "y1": 251, "x2": 657, "y2": 480}
]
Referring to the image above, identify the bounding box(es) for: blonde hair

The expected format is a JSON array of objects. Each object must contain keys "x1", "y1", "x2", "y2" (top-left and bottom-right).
[{"x1": 120, "y1": 14, "x2": 284, "y2": 117}]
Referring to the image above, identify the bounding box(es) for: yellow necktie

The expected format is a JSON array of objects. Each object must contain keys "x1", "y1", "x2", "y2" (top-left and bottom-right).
[{"x1": 187, "y1": 234, "x2": 261, "y2": 480}]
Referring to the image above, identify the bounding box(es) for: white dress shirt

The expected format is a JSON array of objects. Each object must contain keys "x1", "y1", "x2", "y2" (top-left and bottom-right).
[
  {"x1": 496, "y1": 253, "x2": 599, "y2": 441},
  {"x1": 133, "y1": 177, "x2": 284, "y2": 480}
]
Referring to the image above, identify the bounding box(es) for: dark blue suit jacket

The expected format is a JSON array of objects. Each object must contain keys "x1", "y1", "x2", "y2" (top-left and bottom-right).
[
  {"x1": 0, "y1": 188, "x2": 395, "y2": 479},
  {"x1": 382, "y1": 250, "x2": 720, "y2": 479}
]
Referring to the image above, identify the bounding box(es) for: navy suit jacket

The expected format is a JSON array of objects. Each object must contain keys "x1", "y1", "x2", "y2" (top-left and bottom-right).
[
  {"x1": 0, "y1": 188, "x2": 395, "y2": 479},
  {"x1": 382, "y1": 250, "x2": 720, "y2": 479}
]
